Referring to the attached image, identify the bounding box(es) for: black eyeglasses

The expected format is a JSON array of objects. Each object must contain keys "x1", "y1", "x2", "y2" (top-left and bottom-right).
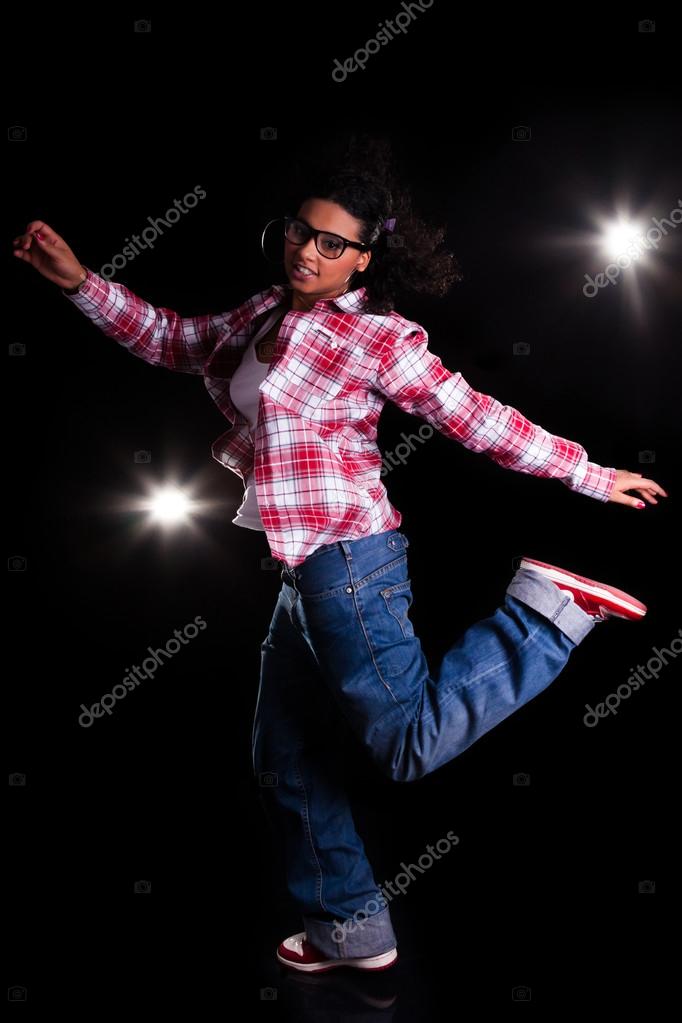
[{"x1": 283, "y1": 216, "x2": 370, "y2": 260}]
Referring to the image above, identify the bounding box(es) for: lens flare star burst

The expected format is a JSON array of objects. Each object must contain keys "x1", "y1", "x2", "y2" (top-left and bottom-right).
[
  {"x1": 112, "y1": 471, "x2": 227, "y2": 544},
  {"x1": 144, "y1": 485, "x2": 194, "y2": 525},
  {"x1": 600, "y1": 218, "x2": 646, "y2": 261}
]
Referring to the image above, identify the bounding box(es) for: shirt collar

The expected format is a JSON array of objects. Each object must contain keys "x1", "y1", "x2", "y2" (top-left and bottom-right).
[{"x1": 262, "y1": 282, "x2": 369, "y2": 315}]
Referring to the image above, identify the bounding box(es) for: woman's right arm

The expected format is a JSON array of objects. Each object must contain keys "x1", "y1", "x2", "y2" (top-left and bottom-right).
[{"x1": 12, "y1": 220, "x2": 234, "y2": 375}]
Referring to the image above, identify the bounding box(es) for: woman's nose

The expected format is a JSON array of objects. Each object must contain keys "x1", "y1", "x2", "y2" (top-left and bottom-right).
[{"x1": 298, "y1": 237, "x2": 318, "y2": 261}]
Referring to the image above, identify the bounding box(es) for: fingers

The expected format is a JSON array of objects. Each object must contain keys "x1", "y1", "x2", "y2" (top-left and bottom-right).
[
  {"x1": 611, "y1": 470, "x2": 670, "y2": 509},
  {"x1": 12, "y1": 222, "x2": 61, "y2": 251},
  {"x1": 612, "y1": 492, "x2": 646, "y2": 509},
  {"x1": 13, "y1": 233, "x2": 35, "y2": 251},
  {"x1": 26, "y1": 221, "x2": 60, "y2": 244},
  {"x1": 12, "y1": 232, "x2": 43, "y2": 263},
  {"x1": 625, "y1": 481, "x2": 669, "y2": 508},
  {"x1": 620, "y1": 471, "x2": 668, "y2": 500},
  {"x1": 637, "y1": 478, "x2": 668, "y2": 497},
  {"x1": 12, "y1": 246, "x2": 38, "y2": 268},
  {"x1": 11, "y1": 221, "x2": 47, "y2": 246},
  {"x1": 32, "y1": 234, "x2": 56, "y2": 250}
]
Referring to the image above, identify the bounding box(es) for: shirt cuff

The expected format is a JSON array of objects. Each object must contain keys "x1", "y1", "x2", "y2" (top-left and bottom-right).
[
  {"x1": 570, "y1": 461, "x2": 617, "y2": 502},
  {"x1": 61, "y1": 266, "x2": 105, "y2": 305}
]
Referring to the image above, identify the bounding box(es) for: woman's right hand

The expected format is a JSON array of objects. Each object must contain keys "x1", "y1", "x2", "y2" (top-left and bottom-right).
[{"x1": 12, "y1": 221, "x2": 86, "y2": 290}]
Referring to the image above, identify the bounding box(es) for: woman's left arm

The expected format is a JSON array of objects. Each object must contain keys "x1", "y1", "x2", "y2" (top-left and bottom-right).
[{"x1": 375, "y1": 326, "x2": 669, "y2": 510}]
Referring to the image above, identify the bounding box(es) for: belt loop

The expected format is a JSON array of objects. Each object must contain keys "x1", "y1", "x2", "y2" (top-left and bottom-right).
[{"x1": 339, "y1": 540, "x2": 353, "y2": 563}]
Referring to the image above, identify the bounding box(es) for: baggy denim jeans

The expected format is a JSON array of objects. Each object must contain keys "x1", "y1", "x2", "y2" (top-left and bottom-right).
[{"x1": 252, "y1": 528, "x2": 598, "y2": 960}]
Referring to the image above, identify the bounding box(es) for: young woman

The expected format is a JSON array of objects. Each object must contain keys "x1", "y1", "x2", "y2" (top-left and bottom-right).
[{"x1": 12, "y1": 137, "x2": 668, "y2": 975}]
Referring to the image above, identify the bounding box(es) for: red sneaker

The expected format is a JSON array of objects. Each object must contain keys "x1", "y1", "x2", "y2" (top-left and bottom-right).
[
  {"x1": 276, "y1": 932, "x2": 398, "y2": 974},
  {"x1": 519, "y1": 557, "x2": 647, "y2": 622}
]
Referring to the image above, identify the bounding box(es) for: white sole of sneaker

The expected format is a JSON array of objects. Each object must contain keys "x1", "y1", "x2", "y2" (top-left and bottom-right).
[
  {"x1": 276, "y1": 947, "x2": 398, "y2": 973},
  {"x1": 519, "y1": 559, "x2": 646, "y2": 618}
]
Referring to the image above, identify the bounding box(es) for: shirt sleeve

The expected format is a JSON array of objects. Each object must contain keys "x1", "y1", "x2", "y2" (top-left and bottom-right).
[
  {"x1": 62, "y1": 267, "x2": 237, "y2": 375},
  {"x1": 374, "y1": 325, "x2": 617, "y2": 502}
]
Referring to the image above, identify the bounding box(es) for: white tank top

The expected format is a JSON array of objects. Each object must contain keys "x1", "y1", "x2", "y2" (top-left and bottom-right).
[{"x1": 228, "y1": 308, "x2": 283, "y2": 530}]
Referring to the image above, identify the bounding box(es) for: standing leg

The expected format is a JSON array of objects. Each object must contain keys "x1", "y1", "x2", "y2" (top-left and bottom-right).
[{"x1": 253, "y1": 581, "x2": 398, "y2": 960}]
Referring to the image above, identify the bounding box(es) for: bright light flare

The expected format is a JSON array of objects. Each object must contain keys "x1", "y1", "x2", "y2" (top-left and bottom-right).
[
  {"x1": 601, "y1": 219, "x2": 646, "y2": 260},
  {"x1": 144, "y1": 485, "x2": 195, "y2": 525}
]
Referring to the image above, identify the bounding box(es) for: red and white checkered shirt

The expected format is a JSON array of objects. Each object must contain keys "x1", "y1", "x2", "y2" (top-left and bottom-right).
[{"x1": 64, "y1": 268, "x2": 617, "y2": 568}]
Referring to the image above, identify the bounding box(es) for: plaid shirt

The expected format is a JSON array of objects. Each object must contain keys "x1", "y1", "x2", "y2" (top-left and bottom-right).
[{"x1": 64, "y1": 268, "x2": 617, "y2": 568}]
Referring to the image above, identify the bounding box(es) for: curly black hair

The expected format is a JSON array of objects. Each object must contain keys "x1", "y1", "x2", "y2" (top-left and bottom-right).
[{"x1": 281, "y1": 132, "x2": 463, "y2": 315}]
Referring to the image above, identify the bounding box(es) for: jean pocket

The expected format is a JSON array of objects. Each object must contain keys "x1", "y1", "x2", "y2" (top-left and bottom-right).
[{"x1": 380, "y1": 579, "x2": 415, "y2": 641}]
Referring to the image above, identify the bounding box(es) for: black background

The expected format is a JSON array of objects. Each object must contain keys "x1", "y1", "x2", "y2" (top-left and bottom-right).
[{"x1": 5, "y1": 6, "x2": 679, "y2": 1016}]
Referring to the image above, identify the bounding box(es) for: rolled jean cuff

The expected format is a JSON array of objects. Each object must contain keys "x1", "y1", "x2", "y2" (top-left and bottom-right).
[
  {"x1": 505, "y1": 567, "x2": 596, "y2": 645},
  {"x1": 302, "y1": 904, "x2": 397, "y2": 959}
]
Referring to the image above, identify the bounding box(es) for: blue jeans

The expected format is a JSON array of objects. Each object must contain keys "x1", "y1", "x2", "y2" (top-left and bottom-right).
[{"x1": 252, "y1": 528, "x2": 597, "y2": 959}]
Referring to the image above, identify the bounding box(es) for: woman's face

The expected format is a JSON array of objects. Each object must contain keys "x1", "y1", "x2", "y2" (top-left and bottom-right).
[{"x1": 284, "y1": 198, "x2": 372, "y2": 306}]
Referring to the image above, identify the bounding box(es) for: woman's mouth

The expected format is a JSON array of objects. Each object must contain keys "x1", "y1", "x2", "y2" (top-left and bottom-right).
[{"x1": 291, "y1": 262, "x2": 317, "y2": 281}]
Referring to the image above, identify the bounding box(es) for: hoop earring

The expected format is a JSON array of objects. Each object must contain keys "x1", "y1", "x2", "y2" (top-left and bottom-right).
[{"x1": 260, "y1": 218, "x2": 286, "y2": 264}]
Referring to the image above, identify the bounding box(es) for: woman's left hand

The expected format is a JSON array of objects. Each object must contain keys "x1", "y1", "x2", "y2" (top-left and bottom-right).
[{"x1": 607, "y1": 469, "x2": 669, "y2": 508}]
